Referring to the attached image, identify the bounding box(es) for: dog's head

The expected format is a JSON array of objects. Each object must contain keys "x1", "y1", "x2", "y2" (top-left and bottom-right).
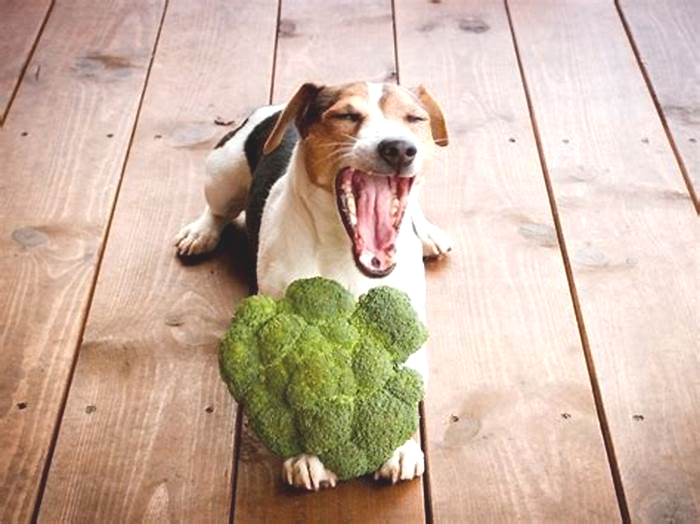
[{"x1": 264, "y1": 81, "x2": 448, "y2": 278}]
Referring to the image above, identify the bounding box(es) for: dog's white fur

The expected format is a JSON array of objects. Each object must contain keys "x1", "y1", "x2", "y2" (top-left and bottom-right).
[{"x1": 176, "y1": 82, "x2": 452, "y2": 490}]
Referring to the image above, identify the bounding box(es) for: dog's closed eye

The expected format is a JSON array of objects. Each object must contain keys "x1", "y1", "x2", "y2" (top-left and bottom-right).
[
  {"x1": 405, "y1": 114, "x2": 428, "y2": 123},
  {"x1": 331, "y1": 112, "x2": 363, "y2": 123}
]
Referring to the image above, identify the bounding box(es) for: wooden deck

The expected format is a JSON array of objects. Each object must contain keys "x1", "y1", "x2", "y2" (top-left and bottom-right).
[{"x1": 1, "y1": 0, "x2": 698, "y2": 522}]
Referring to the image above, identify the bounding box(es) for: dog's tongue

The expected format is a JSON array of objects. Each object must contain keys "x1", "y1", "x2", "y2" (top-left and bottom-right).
[
  {"x1": 338, "y1": 169, "x2": 412, "y2": 277},
  {"x1": 354, "y1": 172, "x2": 396, "y2": 270}
]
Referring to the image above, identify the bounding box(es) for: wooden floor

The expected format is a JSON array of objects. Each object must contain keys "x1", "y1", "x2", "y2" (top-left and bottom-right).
[{"x1": 1, "y1": 0, "x2": 698, "y2": 522}]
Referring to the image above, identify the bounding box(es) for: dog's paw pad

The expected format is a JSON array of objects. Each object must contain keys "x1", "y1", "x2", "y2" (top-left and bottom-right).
[
  {"x1": 374, "y1": 439, "x2": 425, "y2": 484},
  {"x1": 174, "y1": 220, "x2": 220, "y2": 256},
  {"x1": 282, "y1": 454, "x2": 337, "y2": 491},
  {"x1": 419, "y1": 224, "x2": 453, "y2": 258}
]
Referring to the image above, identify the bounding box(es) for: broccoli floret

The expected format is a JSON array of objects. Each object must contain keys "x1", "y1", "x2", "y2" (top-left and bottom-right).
[
  {"x1": 219, "y1": 277, "x2": 427, "y2": 480},
  {"x1": 352, "y1": 286, "x2": 428, "y2": 363}
]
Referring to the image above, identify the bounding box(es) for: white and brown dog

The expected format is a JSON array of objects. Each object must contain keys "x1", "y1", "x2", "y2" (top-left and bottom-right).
[{"x1": 175, "y1": 81, "x2": 452, "y2": 490}]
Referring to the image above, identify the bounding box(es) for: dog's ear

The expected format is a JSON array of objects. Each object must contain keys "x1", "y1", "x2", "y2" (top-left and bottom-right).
[
  {"x1": 413, "y1": 85, "x2": 449, "y2": 147},
  {"x1": 263, "y1": 83, "x2": 324, "y2": 155}
]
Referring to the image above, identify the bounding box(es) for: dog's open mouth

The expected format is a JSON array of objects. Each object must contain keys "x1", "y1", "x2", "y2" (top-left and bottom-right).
[{"x1": 336, "y1": 167, "x2": 414, "y2": 278}]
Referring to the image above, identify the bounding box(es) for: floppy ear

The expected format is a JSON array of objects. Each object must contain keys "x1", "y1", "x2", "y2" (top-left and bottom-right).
[
  {"x1": 263, "y1": 83, "x2": 323, "y2": 155},
  {"x1": 414, "y1": 85, "x2": 449, "y2": 147}
]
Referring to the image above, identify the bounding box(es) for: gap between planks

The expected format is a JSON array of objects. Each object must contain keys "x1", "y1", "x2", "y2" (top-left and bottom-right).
[
  {"x1": 229, "y1": 0, "x2": 280, "y2": 519},
  {"x1": 267, "y1": 0, "x2": 283, "y2": 105},
  {"x1": 30, "y1": 0, "x2": 172, "y2": 518},
  {"x1": 391, "y1": 2, "x2": 434, "y2": 521},
  {"x1": 0, "y1": 0, "x2": 55, "y2": 125},
  {"x1": 613, "y1": 0, "x2": 699, "y2": 214},
  {"x1": 503, "y1": 0, "x2": 630, "y2": 521}
]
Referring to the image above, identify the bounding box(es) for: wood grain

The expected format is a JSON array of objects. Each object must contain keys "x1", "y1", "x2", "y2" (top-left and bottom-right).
[
  {"x1": 0, "y1": 0, "x2": 53, "y2": 122},
  {"x1": 35, "y1": 0, "x2": 277, "y2": 521},
  {"x1": 394, "y1": 0, "x2": 620, "y2": 520},
  {"x1": 272, "y1": 0, "x2": 397, "y2": 102},
  {"x1": 232, "y1": 1, "x2": 426, "y2": 522},
  {"x1": 618, "y1": 0, "x2": 700, "y2": 210},
  {"x1": 509, "y1": 0, "x2": 700, "y2": 521},
  {"x1": 0, "y1": 1, "x2": 165, "y2": 521}
]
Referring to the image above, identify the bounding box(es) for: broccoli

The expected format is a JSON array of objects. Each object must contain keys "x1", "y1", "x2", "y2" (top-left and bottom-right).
[{"x1": 219, "y1": 277, "x2": 427, "y2": 480}]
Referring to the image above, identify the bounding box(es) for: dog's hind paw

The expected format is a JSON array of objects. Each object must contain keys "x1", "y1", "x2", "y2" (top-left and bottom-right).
[
  {"x1": 282, "y1": 454, "x2": 338, "y2": 491},
  {"x1": 374, "y1": 439, "x2": 425, "y2": 484},
  {"x1": 174, "y1": 211, "x2": 224, "y2": 256}
]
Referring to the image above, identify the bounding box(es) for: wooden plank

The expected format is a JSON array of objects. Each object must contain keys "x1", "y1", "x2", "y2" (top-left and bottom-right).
[
  {"x1": 618, "y1": 0, "x2": 700, "y2": 210},
  {"x1": 509, "y1": 1, "x2": 700, "y2": 521},
  {"x1": 35, "y1": 0, "x2": 277, "y2": 521},
  {"x1": 0, "y1": 1, "x2": 165, "y2": 522},
  {"x1": 272, "y1": 0, "x2": 397, "y2": 101},
  {"x1": 232, "y1": 1, "x2": 426, "y2": 522},
  {"x1": 0, "y1": 0, "x2": 53, "y2": 123},
  {"x1": 394, "y1": 1, "x2": 620, "y2": 520}
]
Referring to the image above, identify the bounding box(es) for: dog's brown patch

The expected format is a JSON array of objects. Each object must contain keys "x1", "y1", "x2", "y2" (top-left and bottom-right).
[
  {"x1": 380, "y1": 84, "x2": 434, "y2": 148},
  {"x1": 302, "y1": 83, "x2": 370, "y2": 192}
]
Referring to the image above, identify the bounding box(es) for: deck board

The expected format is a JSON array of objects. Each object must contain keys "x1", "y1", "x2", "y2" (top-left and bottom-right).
[
  {"x1": 36, "y1": 0, "x2": 277, "y2": 521},
  {"x1": 395, "y1": 0, "x2": 619, "y2": 520},
  {"x1": 1, "y1": 0, "x2": 698, "y2": 521},
  {"x1": 509, "y1": 0, "x2": 700, "y2": 521},
  {"x1": 232, "y1": 1, "x2": 426, "y2": 522},
  {"x1": 618, "y1": 0, "x2": 700, "y2": 210},
  {"x1": 0, "y1": 0, "x2": 53, "y2": 122},
  {"x1": 271, "y1": 0, "x2": 397, "y2": 103},
  {"x1": 0, "y1": 1, "x2": 165, "y2": 521}
]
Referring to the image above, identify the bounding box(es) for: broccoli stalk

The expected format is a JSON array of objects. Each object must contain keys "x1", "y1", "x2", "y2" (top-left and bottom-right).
[{"x1": 219, "y1": 277, "x2": 427, "y2": 480}]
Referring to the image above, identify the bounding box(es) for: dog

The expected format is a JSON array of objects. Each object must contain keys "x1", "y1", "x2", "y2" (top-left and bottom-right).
[{"x1": 175, "y1": 81, "x2": 452, "y2": 490}]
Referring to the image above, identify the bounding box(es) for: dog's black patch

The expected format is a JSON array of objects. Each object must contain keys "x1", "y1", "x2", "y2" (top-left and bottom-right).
[
  {"x1": 214, "y1": 117, "x2": 250, "y2": 149},
  {"x1": 244, "y1": 110, "x2": 298, "y2": 271}
]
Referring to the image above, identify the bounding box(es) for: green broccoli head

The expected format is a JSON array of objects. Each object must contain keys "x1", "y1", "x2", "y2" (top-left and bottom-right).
[{"x1": 219, "y1": 277, "x2": 427, "y2": 480}]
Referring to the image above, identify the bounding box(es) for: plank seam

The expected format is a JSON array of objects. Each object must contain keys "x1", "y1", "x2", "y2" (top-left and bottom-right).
[
  {"x1": 0, "y1": 0, "x2": 56, "y2": 126},
  {"x1": 29, "y1": 1, "x2": 172, "y2": 519},
  {"x1": 230, "y1": 2, "x2": 280, "y2": 519},
  {"x1": 418, "y1": 402, "x2": 434, "y2": 524},
  {"x1": 268, "y1": 0, "x2": 283, "y2": 104},
  {"x1": 229, "y1": 406, "x2": 245, "y2": 524},
  {"x1": 390, "y1": 0, "x2": 401, "y2": 85},
  {"x1": 613, "y1": 0, "x2": 699, "y2": 214},
  {"x1": 503, "y1": 1, "x2": 631, "y2": 521},
  {"x1": 392, "y1": 2, "x2": 430, "y2": 520}
]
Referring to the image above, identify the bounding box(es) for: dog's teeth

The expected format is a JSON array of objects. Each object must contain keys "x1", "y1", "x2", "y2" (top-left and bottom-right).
[
  {"x1": 391, "y1": 198, "x2": 399, "y2": 215},
  {"x1": 345, "y1": 194, "x2": 357, "y2": 226}
]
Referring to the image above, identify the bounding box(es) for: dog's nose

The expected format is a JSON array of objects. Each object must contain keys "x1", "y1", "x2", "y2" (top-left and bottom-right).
[{"x1": 377, "y1": 139, "x2": 417, "y2": 170}]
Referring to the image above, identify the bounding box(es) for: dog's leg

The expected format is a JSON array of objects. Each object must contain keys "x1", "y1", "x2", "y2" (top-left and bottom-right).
[
  {"x1": 282, "y1": 454, "x2": 338, "y2": 491},
  {"x1": 374, "y1": 438, "x2": 425, "y2": 483},
  {"x1": 373, "y1": 259, "x2": 427, "y2": 483},
  {"x1": 410, "y1": 192, "x2": 454, "y2": 258},
  {"x1": 175, "y1": 116, "x2": 259, "y2": 256}
]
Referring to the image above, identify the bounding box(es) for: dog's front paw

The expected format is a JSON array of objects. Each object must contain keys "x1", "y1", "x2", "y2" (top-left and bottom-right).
[
  {"x1": 418, "y1": 222, "x2": 453, "y2": 258},
  {"x1": 282, "y1": 454, "x2": 338, "y2": 491},
  {"x1": 374, "y1": 439, "x2": 425, "y2": 484},
  {"x1": 174, "y1": 215, "x2": 221, "y2": 256}
]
